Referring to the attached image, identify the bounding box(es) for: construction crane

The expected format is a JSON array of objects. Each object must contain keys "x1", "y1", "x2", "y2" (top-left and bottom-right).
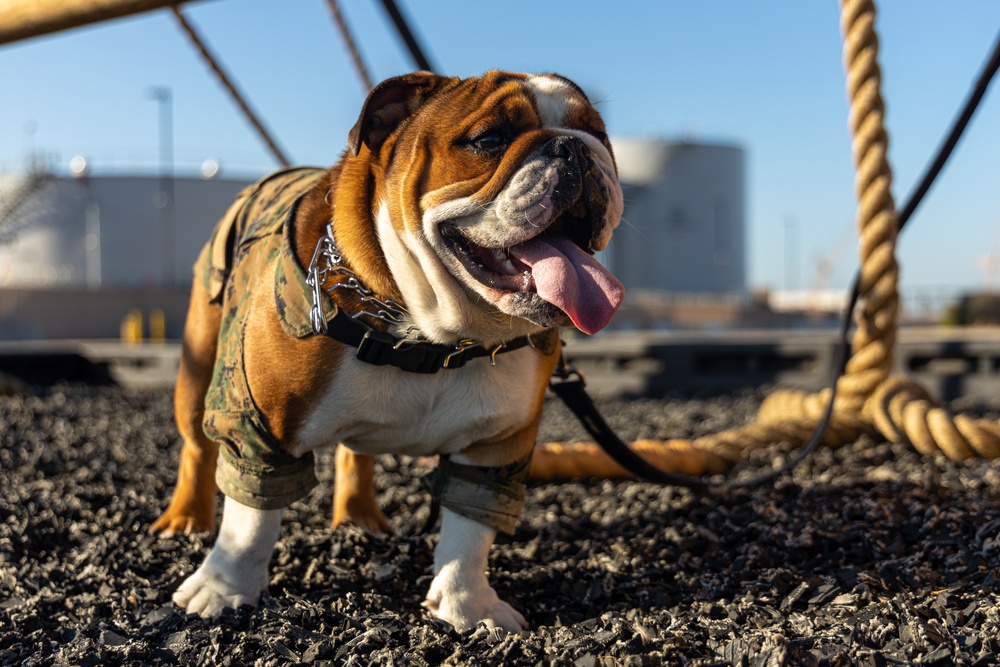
[{"x1": 806, "y1": 222, "x2": 855, "y2": 313}]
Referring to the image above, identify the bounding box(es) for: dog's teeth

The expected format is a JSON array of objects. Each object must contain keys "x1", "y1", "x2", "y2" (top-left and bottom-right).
[{"x1": 490, "y1": 248, "x2": 517, "y2": 274}]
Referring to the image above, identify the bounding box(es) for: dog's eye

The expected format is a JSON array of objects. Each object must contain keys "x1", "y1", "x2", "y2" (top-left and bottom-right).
[{"x1": 469, "y1": 130, "x2": 509, "y2": 155}]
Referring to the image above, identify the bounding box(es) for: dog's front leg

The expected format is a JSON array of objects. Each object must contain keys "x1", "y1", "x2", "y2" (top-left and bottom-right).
[
  {"x1": 424, "y1": 508, "x2": 526, "y2": 633},
  {"x1": 173, "y1": 496, "x2": 284, "y2": 617}
]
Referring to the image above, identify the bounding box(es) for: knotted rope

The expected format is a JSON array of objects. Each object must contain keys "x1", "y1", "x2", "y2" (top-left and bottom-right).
[{"x1": 531, "y1": 0, "x2": 1000, "y2": 481}]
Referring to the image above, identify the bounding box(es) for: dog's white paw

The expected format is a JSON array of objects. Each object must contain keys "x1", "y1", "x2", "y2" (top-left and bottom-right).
[
  {"x1": 173, "y1": 556, "x2": 269, "y2": 617},
  {"x1": 170, "y1": 497, "x2": 283, "y2": 618},
  {"x1": 424, "y1": 582, "x2": 527, "y2": 633},
  {"x1": 172, "y1": 551, "x2": 269, "y2": 617}
]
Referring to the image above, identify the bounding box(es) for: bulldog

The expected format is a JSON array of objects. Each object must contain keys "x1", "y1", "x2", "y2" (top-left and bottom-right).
[{"x1": 150, "y1": 70, "x2": 625, "y2": 632}]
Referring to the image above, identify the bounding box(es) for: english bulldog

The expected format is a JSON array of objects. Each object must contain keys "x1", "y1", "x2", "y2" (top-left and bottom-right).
[{"x1": 150, "y1": 70, "x2": 624, "y2": 632}]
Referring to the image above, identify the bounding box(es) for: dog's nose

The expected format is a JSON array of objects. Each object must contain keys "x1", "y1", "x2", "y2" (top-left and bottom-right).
[
  {"x1": 545, "y1": 135, "x2": 600, "y2": 186},
  {"x1": 544, "y1": 135, "x2": 585, "y2": 162}
]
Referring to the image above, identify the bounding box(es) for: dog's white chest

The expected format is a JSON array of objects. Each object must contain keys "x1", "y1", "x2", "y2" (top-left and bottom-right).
[{"x1": 295, "y1": 348, "x2": 544, "y2": 457}]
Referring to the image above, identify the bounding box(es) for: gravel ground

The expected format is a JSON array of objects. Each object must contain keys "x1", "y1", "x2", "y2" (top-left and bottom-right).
[{"x1": 2, "y1": 383, "x2": 1000, "y2": 666}]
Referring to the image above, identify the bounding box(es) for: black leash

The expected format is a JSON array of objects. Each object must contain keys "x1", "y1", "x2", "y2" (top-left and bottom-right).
[
  {"x1": 552, "y1": 26, "x2": 1000, "y2": 490},
  {"x1": 549, "y1": 279, "x2": 854, "y2": 491},
  {"x1": 549, "y1": 358, "x2": 708, "y2": 489}
]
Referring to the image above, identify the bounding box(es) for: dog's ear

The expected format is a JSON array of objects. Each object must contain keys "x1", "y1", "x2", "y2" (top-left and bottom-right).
[{"x1": 349, "y1": 72, "x2": 452, "y2": 157}]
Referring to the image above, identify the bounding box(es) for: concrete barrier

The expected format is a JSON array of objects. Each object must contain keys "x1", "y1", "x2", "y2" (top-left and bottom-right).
[{"x1": 2, "y1": 327, "x2": 999, "y2": 402}]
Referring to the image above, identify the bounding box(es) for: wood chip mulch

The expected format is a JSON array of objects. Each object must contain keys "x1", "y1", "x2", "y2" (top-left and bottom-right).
[{"x1": 2, "y1": 385, "x2": 1000, "y2": 666}]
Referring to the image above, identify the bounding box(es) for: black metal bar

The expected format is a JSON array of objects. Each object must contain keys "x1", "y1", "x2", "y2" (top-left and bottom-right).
[
  {"x1": 171, "y1": 7, "x2": 292, "y2": 168},
  {"x1": 325, "y1": 0, "x2": 374, "y2": 92},
  {"x1": 378, "y1": 0, "x2": 435, "y2": 72}
]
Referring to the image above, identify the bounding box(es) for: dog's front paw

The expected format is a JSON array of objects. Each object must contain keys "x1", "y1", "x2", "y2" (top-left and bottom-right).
[
  {"x1": 172, "y1": 556, "x2": 268, "y2": 617},
  {"x1": 424, "y1": 583, "x2": 527, "y2": 633}
]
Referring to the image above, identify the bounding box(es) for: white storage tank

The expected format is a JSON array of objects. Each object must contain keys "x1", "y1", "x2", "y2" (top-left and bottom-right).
[
  {"x1": 0, "y1": 172, "x2": 251, "y2": 289},
  {"x1": 606, "y1": 138, "x2": 746, "y2": 294}
]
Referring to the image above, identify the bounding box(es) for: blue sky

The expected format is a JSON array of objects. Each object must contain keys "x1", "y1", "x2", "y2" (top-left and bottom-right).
[{"x1": 1, "y1": 1, "x2": 998, "y2": 296}]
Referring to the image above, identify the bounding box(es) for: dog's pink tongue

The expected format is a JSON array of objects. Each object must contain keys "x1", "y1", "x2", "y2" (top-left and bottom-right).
[{"x1": 508, "y1": 235, "x2": 624, "y2": 334}]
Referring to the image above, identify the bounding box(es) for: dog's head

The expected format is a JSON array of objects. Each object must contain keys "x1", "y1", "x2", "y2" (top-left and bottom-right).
[{"x1": 347, "y1": 70, "x2": 624, "y2": 345}]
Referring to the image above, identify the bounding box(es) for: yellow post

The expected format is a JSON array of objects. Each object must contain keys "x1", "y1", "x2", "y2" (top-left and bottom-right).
[
  {"x1": 120, "y1": 309, "x2": 143, "y2": 347},
  {"x1": 150, "y1": 308, "x2": 166, "y2": 343}
]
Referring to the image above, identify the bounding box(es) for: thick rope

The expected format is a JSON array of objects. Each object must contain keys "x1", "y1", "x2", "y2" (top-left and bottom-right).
[
  {"x1": 828, "y1": 0, "x2": 898, "y2": 411},
  {"x1": 531, "y1": 0, "x2": 999, "y2": 481}
]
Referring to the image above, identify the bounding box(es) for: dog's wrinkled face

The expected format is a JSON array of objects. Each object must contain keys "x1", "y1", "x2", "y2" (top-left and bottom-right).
[{"x1": 356, "y1": 70, "x2": 624, "y2": 345}]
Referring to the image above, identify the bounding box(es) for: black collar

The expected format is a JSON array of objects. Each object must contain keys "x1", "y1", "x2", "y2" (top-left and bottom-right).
[
  {"x1": 299, "y1": 220, "x2": 542, "y2": 374},
  {"x1": 323, "y1": 309, "x2": 538, "y2": 374}
]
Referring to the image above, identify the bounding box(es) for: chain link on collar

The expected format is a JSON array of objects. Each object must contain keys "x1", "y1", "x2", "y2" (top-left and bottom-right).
[{"x1": 306, "y1": 222, "x2": 407, "y2": 334}]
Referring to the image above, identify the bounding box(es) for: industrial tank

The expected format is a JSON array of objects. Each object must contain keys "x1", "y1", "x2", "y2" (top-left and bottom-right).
[
  {"x1": 606, "y1": 138, "x2": 746, "y2": 295},
  {"x1": 0, "y1": 172, "x2": 250, "y2": 289}
]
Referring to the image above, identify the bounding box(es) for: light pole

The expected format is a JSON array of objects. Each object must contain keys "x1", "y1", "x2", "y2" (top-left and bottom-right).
[{"x1": 147, "y1": 86, "x2": 175, "y2": 287}]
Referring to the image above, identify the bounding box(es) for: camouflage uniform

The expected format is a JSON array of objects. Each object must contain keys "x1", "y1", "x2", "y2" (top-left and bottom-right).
[
  {"x1": 196, "y1": 167, "x2": 328, "y2": 510},
  {"x1": 196, "y1": 167, "x2": 557, "y2": 532},
  {"x1": 428, "y1": 455, "x2": 534, "y2": 535}
]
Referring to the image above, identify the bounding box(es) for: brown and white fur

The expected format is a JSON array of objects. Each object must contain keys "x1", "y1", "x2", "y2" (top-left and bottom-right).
[{"x1": 150, "y1": 70, "x2": 624, "y2": 632}]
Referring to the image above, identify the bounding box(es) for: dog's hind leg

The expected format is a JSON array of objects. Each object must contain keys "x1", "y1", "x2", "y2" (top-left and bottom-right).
[
  {"x1": 331, "y1": 445, "x2": 392, "y2": 534},
  {"x1": 150, "y1": 279, "x2": 222, "y2": 535}
]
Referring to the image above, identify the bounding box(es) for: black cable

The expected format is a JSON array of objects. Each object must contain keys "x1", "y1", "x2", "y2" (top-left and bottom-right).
[
  {"x1": 721, "y1": 26, "x2": 1000, "y2": 489},
  {"x1": 720, "y1": 275, "x2": 858, "y2": 490},
  {"x1": 897, "y1": 28, "x2": 1000, "y2": 232}
]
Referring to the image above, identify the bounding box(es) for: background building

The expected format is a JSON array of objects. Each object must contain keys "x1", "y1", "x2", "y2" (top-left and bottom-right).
[
  {"x1": 0, "y1": 137, "x2": 749, "y2": 339},
  {"x1": 0, "y1": 169, "x2": 250, "y2": 339},
  {"x1": 0, "y1": 170, "x2": 248, "y2": 289},
  {"x1": 605, "y1": 138, "x2": 746, "y2": 295}
]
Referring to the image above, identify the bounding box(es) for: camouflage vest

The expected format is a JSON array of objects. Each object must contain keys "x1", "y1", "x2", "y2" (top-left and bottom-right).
[
  {"x1": 196, "y1": 167, "x2": 327, "y2": 510},
  {"x1": 194, "y1": 167, "x2": 548, "y2": 532}
]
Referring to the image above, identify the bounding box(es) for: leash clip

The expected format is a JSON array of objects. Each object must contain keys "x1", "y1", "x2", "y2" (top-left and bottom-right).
[{"x1": 551, "y1": 351, "x2": 585, "y2": 387}]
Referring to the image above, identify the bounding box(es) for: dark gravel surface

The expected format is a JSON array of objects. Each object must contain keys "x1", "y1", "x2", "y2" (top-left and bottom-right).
[{"x1": 2, "y1": 384, "x2": 1000, "y2": 666}]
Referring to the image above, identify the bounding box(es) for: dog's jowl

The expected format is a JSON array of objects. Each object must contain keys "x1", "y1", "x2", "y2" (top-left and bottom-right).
[{"x1": 150, "y1": 70, "x2": 625, "y2": 633}]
